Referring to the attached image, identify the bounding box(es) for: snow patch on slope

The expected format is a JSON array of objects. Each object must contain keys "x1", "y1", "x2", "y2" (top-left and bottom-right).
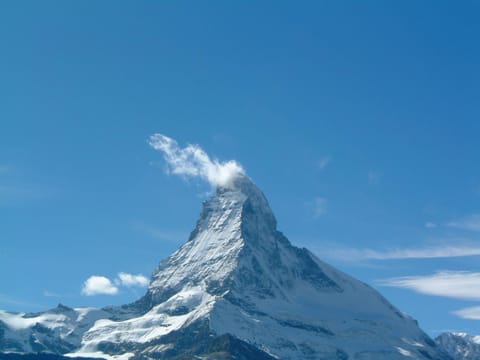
[{"x1": 73, "y1": 286, "x2": 216, "y2": 355}]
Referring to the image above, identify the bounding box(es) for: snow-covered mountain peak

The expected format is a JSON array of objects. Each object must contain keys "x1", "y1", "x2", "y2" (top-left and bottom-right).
[
  {"x1": 215, "y1": 174, "x2": 276, "y2": 228},
  {"x1": 1, "y1": 176, "x2": 453, "y2": 359},
  {"x1": 145, "y1": 176, "x2": 282, "y2": 305},
  {"x1": 126, "y1": 177, "x2": 447, "y2": 359}
]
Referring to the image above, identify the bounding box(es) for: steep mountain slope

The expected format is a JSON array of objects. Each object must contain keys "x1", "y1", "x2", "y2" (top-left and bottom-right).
[
  {"x1": 1, "y1": 176, "x2": 451, "y2": 359},
  {"x1": 436, "y1": 332, "x2": 480, "y2": 360}
]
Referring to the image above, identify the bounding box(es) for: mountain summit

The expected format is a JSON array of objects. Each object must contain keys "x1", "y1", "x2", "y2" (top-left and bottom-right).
[{"x1": 0, "y1": 176, "x2": 451, "y2": 359}]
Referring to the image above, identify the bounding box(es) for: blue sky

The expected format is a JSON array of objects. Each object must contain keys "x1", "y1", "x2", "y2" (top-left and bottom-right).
[{"x1": 1, "y1": 1, "x2": 480, "y2": 337}]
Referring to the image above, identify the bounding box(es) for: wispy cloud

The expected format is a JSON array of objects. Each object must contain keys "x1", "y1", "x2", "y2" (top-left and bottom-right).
[
  {"x1": 43, "y1": 290, "x2": 62, "y2": 297},
  {"x1": 0, "y1": 186, "x2": 36, "y2": 206},
  {"x1": 447, "y1": 214, "x2": 480, "y2": 232},
  {"x1": 368, "y1": 170, "x2": 382, "y2": 185},
  {"x1": 318, "y1": 156, "x2": 331, "y2": 170},
  {"x1": 425, "y1": 222, "x2": 438, "y2": 229},
  {"x1": 322, "y1": 244, "x2": 480, "y2": 261},
  {"x1": 148, "y1": 134, "x2": 245, "y2": 188},
  {"x1": 0, "y1": 183, "x2": 55, "y2": 207},
  {"x1": 131, "y1": 220, "x2": 187, "y2": 243},
  {"x1": 378, "y1": 271, "x2": 480, "y2": 301},
  {"x1": 116, "y1": 273, "x2": 149, "y2": 287},
  {"x1": 453, "y1": 306, "x2": 480, "y2": 320},
  {"x1": 81, "y1": 276, "x2": 119, "y2": 296},
  {"x1": 0, "y1": 293, "x2": 42, "y2": 308},
  {"x1": 0, "y1": 165, "x2": 10, "y2": 174},
  {"x1": 0, "y1": 166, "x2": 56, "y2": 206},
  {"x1": 311, "y1": 197, "x2": 328, "y2": 218},
  {"x1": 81, "y1": 272, "x2": 149, "y2": 296}
]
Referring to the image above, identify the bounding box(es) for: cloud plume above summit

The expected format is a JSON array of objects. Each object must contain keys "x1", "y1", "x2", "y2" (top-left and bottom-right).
[{"x1": 148, "y1": 134, "x2": 245, "y2": 188}]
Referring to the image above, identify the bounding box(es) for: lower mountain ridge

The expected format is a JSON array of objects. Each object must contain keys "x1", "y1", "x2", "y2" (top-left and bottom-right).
[
  {"x1": 0, "y1": 176, "x2": 452, "y2": 359},
  {"x1": 435, "y1": 332, "x2": 480, "y2": 360}
]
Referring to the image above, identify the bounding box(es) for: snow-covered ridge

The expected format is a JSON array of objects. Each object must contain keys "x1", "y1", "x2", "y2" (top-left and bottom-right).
[
  {"x1": 0, "y1": 305, "x2": 110, "y2": 354},
  {"x1": 0, "y1": 175, "x2": 452, "y2": 359},
  {"x1": 436, "y1": 332, "x2": 480, "y2": 360}
]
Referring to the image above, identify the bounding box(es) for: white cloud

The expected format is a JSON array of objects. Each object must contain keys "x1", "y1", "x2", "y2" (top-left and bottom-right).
[
  {"x1": 379, "y1": 271, "x2": 480, "y2": 301},
  {"x1": 81, "y1": 276, "x2": 119, "y2": 296},
  {"x1": 322, "y1": 244, "x2": 480, "y2": 261},
  {"x1": 148, "y1": 134, "x2": 245, "y2": 188},
  {"x1": 453, "y1": 306, "x2": 480, "y2": 320},
  {"x1": 312, "y1": 197, "x2": 328, "y2": 218},
  {"x1": 448, "y1": 214, "x2": 480, "y2": 232},
  {"x1": 318, "y1": 156, "x2": 331, "y2": 170},
  {"x1": 81, "y1": 272, "x2": 149, "y2": 296},
  {"x1": 425, "y1": 222, "x2": 438, "y2": 228},
  {"x1": 116, "y1": 272, "x2": 149, "y2": 287}
]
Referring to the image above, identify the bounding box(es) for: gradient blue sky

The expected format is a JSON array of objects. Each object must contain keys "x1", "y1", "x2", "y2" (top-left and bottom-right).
[{"x1": 1, "y1": 1, "x2": 480, "y2": 337}]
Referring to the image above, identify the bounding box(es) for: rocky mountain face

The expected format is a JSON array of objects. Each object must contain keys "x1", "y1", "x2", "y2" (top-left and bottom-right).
[
  {"x1": 0, "y1": 176, "x2": 452, "y2": 359},
  {"x1": 435, "y1": 332, "x2": 480, "y2": 360}
]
